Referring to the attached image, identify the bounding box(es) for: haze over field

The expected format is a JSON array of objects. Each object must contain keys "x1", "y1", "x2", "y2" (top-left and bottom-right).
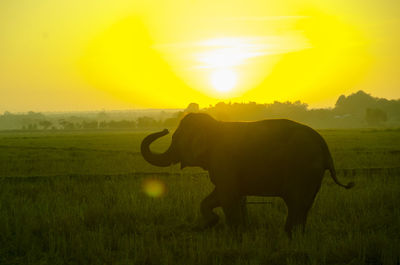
[{"x1": 1, "y1": 0, "x2": 399, "y2": 112}]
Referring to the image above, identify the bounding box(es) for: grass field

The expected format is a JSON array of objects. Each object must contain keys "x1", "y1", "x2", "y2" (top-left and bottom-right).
[{"x1": 0, "y1": 129, "x2": 399, "y2": 264}]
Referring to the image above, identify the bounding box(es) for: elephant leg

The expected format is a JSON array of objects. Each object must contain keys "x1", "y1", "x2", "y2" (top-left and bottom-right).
[
  {"x1": 221, "y1": 194, "x2": 248, "y2": 228},
  {"x1": 240, "y1": 196, "x2": 248, "y2": 225},
  {"x1": 284, "y1": 202, "x2": 310, "y2": 238},
  {"x1": 283, "y1": 170, "x2": 324, "y2": 238},
  {"x1": 199, "y1": 188, "x2": 220, "y2": 228},
  {"x1": 283, "y1": 183, "x2": 321, "y2": 238}
]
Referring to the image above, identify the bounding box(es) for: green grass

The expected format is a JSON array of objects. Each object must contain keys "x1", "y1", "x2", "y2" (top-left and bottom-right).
[{"x1": 0, "y1": 129, "x2": 399, "y2": 264}]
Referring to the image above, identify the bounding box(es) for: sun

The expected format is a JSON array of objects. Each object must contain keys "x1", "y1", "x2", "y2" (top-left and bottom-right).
[{"x1": 210, "y1": 68, "x2": 237, "y2": 93}]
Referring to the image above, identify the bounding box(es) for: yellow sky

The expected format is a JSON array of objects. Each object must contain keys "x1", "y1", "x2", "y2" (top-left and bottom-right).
[{"x1": 0, "y1": 0, "x2": 399, "y2": 112}]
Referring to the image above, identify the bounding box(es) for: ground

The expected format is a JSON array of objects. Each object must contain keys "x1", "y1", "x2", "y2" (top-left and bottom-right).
[{"x1": 0, "y1": 129, "x2": 399, "y2": 264}]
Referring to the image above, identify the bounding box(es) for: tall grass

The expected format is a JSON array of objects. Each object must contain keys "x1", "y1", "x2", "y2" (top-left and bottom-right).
[
  {"x1": 1, "y1": 173, "x2": 399, "y2": 264},
  {"x1": 0, "y1": 130, "x2": 399, "y2": 264}
]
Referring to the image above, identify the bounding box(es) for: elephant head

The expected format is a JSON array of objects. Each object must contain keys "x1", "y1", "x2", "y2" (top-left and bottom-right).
[{"x1": 141, "y1": 113, "x2": 218, "y2": 169}]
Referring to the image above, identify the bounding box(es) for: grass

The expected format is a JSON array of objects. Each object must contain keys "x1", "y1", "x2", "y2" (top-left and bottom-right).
[{"x1": 0, "y1": 129, "x2": 399, "y2": 264}]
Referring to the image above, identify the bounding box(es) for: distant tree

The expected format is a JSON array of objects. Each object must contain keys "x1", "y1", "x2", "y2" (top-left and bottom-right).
[
  {"x1": 38, "y1": 120, "x2": 52, "y2": 130},
  {"x1": 97, "y1": 111, "x2": 108, "y2": 121},
  {"x1": 365, "y1": 108, "x2": 387, "y2": 126},
  {"x1": 58, "y1": 119, "x2": 75, "y2": 130},
  {"x1": 98, "y1": 121, "x2": 108, "y2": 129},
  {"x1": 185, "y1": 103, "x2": 199, "y2": 113},
  {"x1": 335, "y1": 90, "x2": 377, "y2": 115},
  {"x1": 208, "y1": 102, "x2": 231, "y2": 121},
  {"x1": 108, "y1": 120, "x2": 135, "y2": 129},
  {"x1": 27, "y1": 123, "x2": 38, "y2": 130},
  {"x1": 27, "y1": 111, "x2": 45, "y2": 120},
  {"x1": 137, "y1": 116, "x2": 158, "y2": 128},
  {"x1": 121, "y1": 120, "x2": 136, "y2": 129},
  {"x1": 335, "y1": 95, "x2": 346, "y2": 107},
  {"x1": 81, "y1": 120, "x2": 98, "y2": 129}
]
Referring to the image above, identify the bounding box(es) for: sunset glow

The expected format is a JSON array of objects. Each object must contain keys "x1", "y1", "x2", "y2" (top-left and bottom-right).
[
  {"x1": 0, "y1": 0, "x2": 399, "y2": 111},
  {"x1": 211, "y1": 69, "x2": 237, "y2": 93}
]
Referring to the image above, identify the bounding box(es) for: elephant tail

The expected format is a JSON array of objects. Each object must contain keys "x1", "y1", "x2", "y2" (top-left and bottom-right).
[
  {"x1": 321, "y1": 137, "x2": 355, "y2": 189},
  {"x1": 327, "y1": 156, "x2": 355, "y2": 189}
]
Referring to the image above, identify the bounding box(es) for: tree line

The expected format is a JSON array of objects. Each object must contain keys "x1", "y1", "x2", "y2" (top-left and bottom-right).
[
  {"x1": 203, "y1": 90, "x2": 399, "y2": 128},
  {"x1": 1, "y1": 90, "x2": 399, "y2": 130}
]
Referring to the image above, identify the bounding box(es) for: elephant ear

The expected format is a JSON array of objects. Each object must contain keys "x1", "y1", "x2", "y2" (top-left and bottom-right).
[{"x1": 191, "y1": 129, "x2": 210, "y2": 165}]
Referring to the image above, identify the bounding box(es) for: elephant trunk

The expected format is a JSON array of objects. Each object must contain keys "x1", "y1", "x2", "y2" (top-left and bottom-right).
[{"x1": 141, "y1": 129, "x2": 175, "y2": 167}]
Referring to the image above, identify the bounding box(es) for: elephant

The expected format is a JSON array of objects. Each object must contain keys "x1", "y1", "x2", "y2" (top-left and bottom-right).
[{"x1": 141, "y1": 113, "x2": 354, "y2": 236}]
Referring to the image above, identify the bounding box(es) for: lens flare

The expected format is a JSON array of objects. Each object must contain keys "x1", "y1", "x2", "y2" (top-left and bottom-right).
[{"x1": 142, "y1": 178, "x2": 167, "y2": 198}]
